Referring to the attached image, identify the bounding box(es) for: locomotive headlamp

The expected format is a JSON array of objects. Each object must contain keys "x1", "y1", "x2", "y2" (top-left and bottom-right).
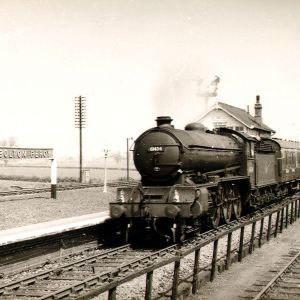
[
  {"x1": 173, "y1": 189, "x2": 180, "y2": 202},
  {"x1": 165, "y1": 204, "x2": 180, "y2": 218},
  {"x1": 117, "y1": 189, "x2": 125, "y2": 203},
  {"x1": 110, "y1": 205, "x2": 126, "y2": 218}
]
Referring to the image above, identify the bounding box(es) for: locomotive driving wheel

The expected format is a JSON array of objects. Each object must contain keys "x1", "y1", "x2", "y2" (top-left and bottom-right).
[
  {"x1": 233, "y1": 199, "x2": 242, "y2": 219},
  {"x1": 220, "y1": 184, "x2": 232, "y2": 224},
  {"x1": 222, "y1": 202, "x2": 232, "y2": 224},
  {"x1": 230, "y1": 185, "x2": 242, "y2": 219},
  {"x1": 210, "y1": 206, "x2": 221, "y2": 229}
]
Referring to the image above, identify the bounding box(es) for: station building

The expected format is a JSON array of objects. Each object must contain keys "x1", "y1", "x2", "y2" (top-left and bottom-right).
[{"x1": 195, "y1": 95, "x2": 275, "y2": 138}]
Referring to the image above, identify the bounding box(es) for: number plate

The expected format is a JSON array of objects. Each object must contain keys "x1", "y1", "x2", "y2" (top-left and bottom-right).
[{"x1": 148, "y1": 146, "x2": 164, "y2": 152}]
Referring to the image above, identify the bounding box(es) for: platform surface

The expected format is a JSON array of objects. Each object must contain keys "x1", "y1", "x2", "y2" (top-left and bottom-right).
[{"x1": 0, "y1": 210, "x2": 109, "y2": 246}]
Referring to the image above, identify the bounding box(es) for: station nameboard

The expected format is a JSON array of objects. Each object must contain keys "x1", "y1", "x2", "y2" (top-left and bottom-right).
[{"x1": 0, "y1": 148, "x2": 53, "y2": 159}]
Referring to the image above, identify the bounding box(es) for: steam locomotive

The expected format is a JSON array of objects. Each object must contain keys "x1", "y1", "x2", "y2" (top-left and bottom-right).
[{"x1": 109, "y1": 116, "x2": 300, "y2": 242}]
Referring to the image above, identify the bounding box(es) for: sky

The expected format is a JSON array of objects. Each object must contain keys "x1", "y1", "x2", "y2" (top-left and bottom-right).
[{"x1": 0, "y1": 0, "x2": 299, "y2": 159}]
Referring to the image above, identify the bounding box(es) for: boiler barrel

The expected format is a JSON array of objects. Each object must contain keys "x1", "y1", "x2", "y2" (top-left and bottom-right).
[{"x1": 134, "y1": 126, "x2": 242, "y2": 182}]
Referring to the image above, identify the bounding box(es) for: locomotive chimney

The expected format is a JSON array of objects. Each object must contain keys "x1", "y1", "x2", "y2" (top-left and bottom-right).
[
  {"x1": 156, "y1": 116, "x2": 173, "y2": 127},
  {"x1": 254, "y1": 95, "x2": 262, "y2": 124}
]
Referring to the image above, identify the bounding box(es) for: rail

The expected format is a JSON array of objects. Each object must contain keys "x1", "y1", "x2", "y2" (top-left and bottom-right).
[
  {"x1": 0, "y1": 181, "x2": 138, "y2": 199},
  {"x1": 252, "y1": 248, "x2": 300, "y2": 300}
]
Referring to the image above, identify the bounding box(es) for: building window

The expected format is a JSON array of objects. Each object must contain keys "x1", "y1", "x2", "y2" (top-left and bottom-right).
[
  {"x1": 213, "y1": 121, "x2": 226, "y2": 128},
  {"x1": 235, "y1": 126, "x2": 244, "y2": 132}
]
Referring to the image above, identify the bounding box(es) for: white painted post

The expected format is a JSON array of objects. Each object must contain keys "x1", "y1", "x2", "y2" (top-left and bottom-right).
[
  {"x1": 103, "y1": 149, "x2": 109, "y2": 193},
  {"x1": 51, "y1": 157, "x2": 57, "y2": 199}
]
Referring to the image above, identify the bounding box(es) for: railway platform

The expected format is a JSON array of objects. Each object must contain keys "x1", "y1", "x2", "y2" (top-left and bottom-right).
[
  {"x1": 0, "y1": 211, "x2": 109, "y2": 246},
  {"x1": 189, "y1": 215, "x2": 300, "y2": 300}
]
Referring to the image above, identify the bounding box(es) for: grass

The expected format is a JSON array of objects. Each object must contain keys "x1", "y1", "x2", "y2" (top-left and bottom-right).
[{"x1": 0, "y1": 166, "x2": 140, "y2": 183}]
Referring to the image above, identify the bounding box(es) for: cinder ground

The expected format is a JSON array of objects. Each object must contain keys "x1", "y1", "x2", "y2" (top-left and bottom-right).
[{"x1": 189, "y1": 219, "x2": 300, "y2": 300}]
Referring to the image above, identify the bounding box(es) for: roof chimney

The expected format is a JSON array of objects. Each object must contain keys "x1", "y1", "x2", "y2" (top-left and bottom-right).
[{"x1": 254, "y1": 95, "x2": 262, "y2": 124}]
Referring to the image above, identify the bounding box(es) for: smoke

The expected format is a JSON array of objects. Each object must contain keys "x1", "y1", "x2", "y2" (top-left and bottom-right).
[{"x1": 151, "y1": 63, "x2": 219, "y2": 129}]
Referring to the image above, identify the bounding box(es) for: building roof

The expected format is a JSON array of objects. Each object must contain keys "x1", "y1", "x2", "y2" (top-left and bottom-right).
[
  {"x1": 273, "y1": 138, "x2": 300, "y2": 150},
  {"x1": 201, "y1": 101, "x2": 275, "y2": 133}
]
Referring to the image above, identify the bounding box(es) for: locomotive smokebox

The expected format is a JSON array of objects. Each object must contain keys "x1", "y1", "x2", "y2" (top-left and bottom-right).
[{"x1": 156, "y1": 116, "x2": 173, "y2": 127}]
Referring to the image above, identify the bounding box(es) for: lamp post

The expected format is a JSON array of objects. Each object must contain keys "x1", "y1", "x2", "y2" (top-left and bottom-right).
[
  {"x1": 103, "y1": 149, "x2": 109, "y2": 193},
  {"x1": 126, "y1": 137, "x2": 133, "y2": 181}
]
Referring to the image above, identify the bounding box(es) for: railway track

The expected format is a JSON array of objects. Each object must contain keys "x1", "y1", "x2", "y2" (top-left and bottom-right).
[
  {"x1": 0, "y1": 224, "x2": 104, "y2": 277},
  {"x1": 0, "y1": 181, "x2": 138, "y2": 198},
  {"x1": 242, "y1": 247, "x2": 300, "y2": 300},
  {"x1": 0, "y1": 244, "x2": 176, "y2": 299}
]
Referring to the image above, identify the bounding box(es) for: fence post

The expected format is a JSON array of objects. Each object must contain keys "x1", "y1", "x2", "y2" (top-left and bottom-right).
[
  {"x1": 286, "y1": 204, "x2": 289, "y2": 228},
  {"x1": 225, "y1": 232, "x2": 232, "y2": 270},
  {"x1": 267, "y1": 214, "x2": 272, "y2": 241},
  {"x1": 192, "y1": 248, "x2": 201, "y2": 294},
  {"x1": 290, "y1": 201, "x2": 294, "y2": 224},
  {"x1": 238, "y1": 226, "x2": 245, "y2": 262},
  {"x1": 145, "y1": 271, "x2": 153, "y2": 300},
  {"x1": 108, "y1": 287, "x2": 116, "y2": 300},
  {"x1": 210, "y1": 239, "x2": 219, "y2": 281},
  {"x1": 171, "y1": 259, "x2": 181, "y2": 300},
  {"x1": 259, "y1": 217, "x2": 264, "y2": 248},
  {"x1": 274, "y1": 211, "x2": 280, "y2": 238},
  {"x1": 249, "y1": 221, "x2": 256, "y2": 254},
  {"x1": 280, "y1": 207, "x2": 284, "y2": 233}
]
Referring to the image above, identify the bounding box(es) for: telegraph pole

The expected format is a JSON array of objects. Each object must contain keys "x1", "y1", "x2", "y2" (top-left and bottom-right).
[
  {"x1": 126, "y1": 137, "x2": 133, "y2": 181},
  {"x1": 75, "y1": 96, "x2": 86, "y2": 183}
]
